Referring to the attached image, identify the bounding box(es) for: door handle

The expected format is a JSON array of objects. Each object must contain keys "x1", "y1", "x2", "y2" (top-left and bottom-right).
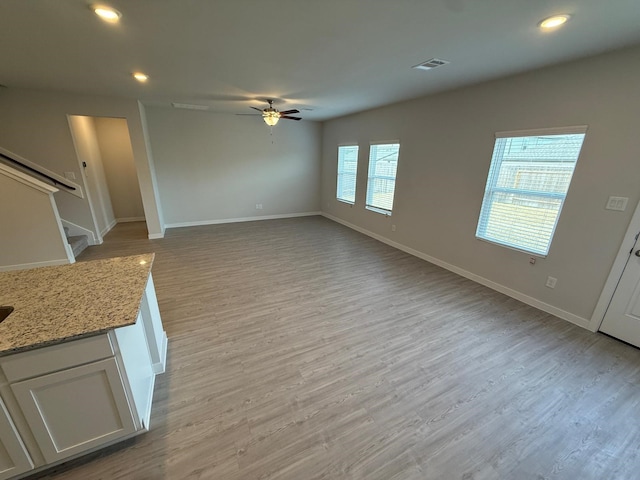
[{"x1": 635, "y1": 250, "x2": 640, "y2": 257}]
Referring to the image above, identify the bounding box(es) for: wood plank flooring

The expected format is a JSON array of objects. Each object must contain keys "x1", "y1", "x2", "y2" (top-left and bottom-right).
[{"x1": 33, "y1": 216, "x2": 640, "y2": 479}]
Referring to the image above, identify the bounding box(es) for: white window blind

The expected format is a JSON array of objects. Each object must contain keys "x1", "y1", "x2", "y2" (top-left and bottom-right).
[
  {"x1": 366, "y1": 143, "x2": 400, "y2": 214},
  {"x1": 337, "y1": 145, "x2": 359, "y2": 203},
  {"x1": 476, "y1": 129, "x2": 586, "y2": 256}
]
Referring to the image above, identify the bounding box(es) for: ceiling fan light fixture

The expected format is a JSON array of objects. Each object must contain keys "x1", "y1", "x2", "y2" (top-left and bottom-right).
[{"x1": 263, "y1": 111, "x2": 280, "y2": 126}]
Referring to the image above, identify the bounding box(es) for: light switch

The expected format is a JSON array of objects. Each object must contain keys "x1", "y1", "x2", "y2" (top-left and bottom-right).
[
  {"x1": 64, "y1": 171, "x2": 76, "y2": 180},
  {"x1": 606, "y1": 196, "x2": 628, "y2": 212}
]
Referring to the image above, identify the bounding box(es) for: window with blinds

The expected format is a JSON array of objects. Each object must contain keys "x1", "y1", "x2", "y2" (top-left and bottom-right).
[
  {"x1": 476, "y1": 127, "x2": 587, "y2": 256},
  {"x1": 337, "y1": 145, "x2": 359, "y2": 204},
  {"x1": 366, "y1": 143, "x2": 400, "y2": 214}
]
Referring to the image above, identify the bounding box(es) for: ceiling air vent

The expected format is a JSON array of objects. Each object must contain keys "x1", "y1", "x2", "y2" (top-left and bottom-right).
[
  {"x1": 171, "y1": 102, "x2": 210, "y2": 110},
  {"x1": 412, "y1": 58, "x2": 450, "y2": 71}
]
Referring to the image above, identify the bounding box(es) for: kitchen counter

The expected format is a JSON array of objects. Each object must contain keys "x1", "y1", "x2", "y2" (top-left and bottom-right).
[{"x1": 0, "y1": 254, "x2": 154, "y2": 356}]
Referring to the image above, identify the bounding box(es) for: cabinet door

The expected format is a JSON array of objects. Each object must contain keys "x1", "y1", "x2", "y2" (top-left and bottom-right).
[
  {"x1": 0, "y1": 396, "x2": 33, "y2": 480},
  {"x1": 11, "y1": 358, "x2": 136, "y2": 464}
]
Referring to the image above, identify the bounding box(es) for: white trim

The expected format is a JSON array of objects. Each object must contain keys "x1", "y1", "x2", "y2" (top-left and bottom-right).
[
  {"x1": 60, "y1": 219, "x2": 98, "y2": 245},
  {"x1": 495, "y1": 125, "x2": 588, "y2": 138},
  {"x1": 369, "y1": 140, "x2": 400, "y2": 145},
  {"x1": 365, "y1": 205, "x2": 392, "y2": 216},
  {"x1": 589, "y1": 199, "x2": 640, "y2": 332},
  {"x1": 0, "y1": 146, "x2": 84, "y2": 198},
  {"x1": 153, "y1": 332, "x2": 168, "y2": 375},
  {"x1": 0, "y1": 163, "x2": 59, "y2": 195},
  {"x1": 45, "y1": 191, "x2": 76, "y2": 265},
  {"x1": 165, "y1": 212, "x2": 321, "y2": 229},
  {"x1": 148, "y1": 232, "x2": 164, "y2": 240},
  {"x1": 322, "y1": 212, "x2": 590, "y2": 330},
  {"x1": 67, "y1": 115, "x2": 103, "y2": 245},
  {"x1": 101, "y1": 218, "x2": 118, "y2": 237},
  {"x1": 0, "y1": 258, "x2": 71, "y2": 272},
  {"x1": 116, "y1": 217, "x2": 146, "y2": 223}
]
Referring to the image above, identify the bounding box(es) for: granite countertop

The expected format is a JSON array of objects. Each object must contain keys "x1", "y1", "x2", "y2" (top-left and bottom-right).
[{"x1": 0, "y1": 253, "x2": 155, "y2": 356}]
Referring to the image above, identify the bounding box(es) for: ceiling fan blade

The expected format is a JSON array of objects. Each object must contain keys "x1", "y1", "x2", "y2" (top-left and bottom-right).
[
  {"x1": 279, "y1": 109, "x2": 300, "y2": 115},
  {"x1": 250, "y1": 107, "x2": 264, "y2": 112},
  {"x1": 281, "y1": 116, "x2": 302, "y2": 121}
]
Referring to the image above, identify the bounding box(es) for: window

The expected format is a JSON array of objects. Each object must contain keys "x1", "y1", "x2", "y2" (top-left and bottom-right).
[
  {"x1": 366, "y1": 143, "x2": 400, "y2": 214},
  {"x1": 476, "y1": 127, "x2": 587, "y2": 256},
  {"x1": 336, "y1": 145, "x2": 359, "y2": 204}
]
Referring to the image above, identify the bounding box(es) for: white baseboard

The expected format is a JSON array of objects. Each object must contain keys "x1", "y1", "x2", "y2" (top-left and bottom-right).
[
  {"x1": 148, "y1": 232, "x2": 164, "y2": 240},
  {"x1": 100, "y1": 218, "x2": 118, "y2": 237},
  {"x1": 117, "y1": 216, "x2": 146, "y2": 223},
  {"x1": 322, "y1": 212, "x2": 590, "y2": 330},
  {"x1": 165, "y1": 211, "x2": 322, "y2": 229},
  {"x1": 0, "y1": 258, "x2": 71, "y2": 272}
]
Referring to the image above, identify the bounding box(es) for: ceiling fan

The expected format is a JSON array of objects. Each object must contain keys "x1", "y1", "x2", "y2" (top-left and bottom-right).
[{"x1": 246, "y1": 99, "x2": 302, "y2": 126}]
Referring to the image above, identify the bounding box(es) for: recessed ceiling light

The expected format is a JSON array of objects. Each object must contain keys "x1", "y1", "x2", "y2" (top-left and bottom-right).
[
  {"x1": 538, "y1": 14, "x2": 571, "y2": 29},
  {"x1": 91, "y1": 4, "x2": 122, "y2": 22},
  {"x1": 132, "y1": 72, "x2": 149, "y2": 83}
]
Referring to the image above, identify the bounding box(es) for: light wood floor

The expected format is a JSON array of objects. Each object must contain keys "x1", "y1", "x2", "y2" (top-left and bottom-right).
[{"x1": 35, "y1": 216, "x2": 640, "y2": 479}]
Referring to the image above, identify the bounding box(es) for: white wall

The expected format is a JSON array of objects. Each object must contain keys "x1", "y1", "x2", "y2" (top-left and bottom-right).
[
  {"x1": 321, "y1": 44, "x2": 640, "y2": 325},
  {"x1": 94, "y1": 117, "x2": 145, "y2": 222},
  {"x1": 0, "y1": 167, "x2": 71, "y2": 270},
  {"x1": 145, "y1": 107, "x2": 322, "y2": 225},
  {"x1": 68, "y1": 116, "x2": 115, "y2": 237},
  {"x1": 0, "y1": 88, "x2": 164, "y2": 237}
]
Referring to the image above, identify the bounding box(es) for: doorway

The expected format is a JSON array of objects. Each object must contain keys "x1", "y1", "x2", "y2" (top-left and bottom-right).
[
  {"x1": 68, "y1": 115, "x2": 146, "y2": 243},
  {"x1": 599, "y1": 231, "x2": 640, "y2": 347},
  {"x1": 593, "y1": 196, "x2": 640, "y2": 347}
]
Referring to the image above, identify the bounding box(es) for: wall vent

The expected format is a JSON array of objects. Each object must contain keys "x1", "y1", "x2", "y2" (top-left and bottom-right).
[
  {"x1": 171, "y1": 102, "x2": 210, "y2": 110},
  {"x1": 412, "y1": 58, "x2": 450, "y2": 71}
]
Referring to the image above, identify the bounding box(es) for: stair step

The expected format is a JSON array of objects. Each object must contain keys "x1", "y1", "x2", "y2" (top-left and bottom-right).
[{"x1": 68, "y1": 235, "x2": 89, "y2": 258}]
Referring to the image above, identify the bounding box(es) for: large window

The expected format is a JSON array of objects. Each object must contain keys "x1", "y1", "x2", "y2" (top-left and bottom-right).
[
  {"x1": 336, "y1": 145, "x2": 359, "y2": 204},
  {"x1": 366, "y1": 143, "x2": 400, "y2": 214},
  {"x1": 476, "y1": 127, "x2": 587, "y2": 256}
]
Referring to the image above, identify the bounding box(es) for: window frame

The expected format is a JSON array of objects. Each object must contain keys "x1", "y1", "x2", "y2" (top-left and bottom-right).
[
  {"x1": 336, "y1": 144, "x2": 359, "y2": 205},
  {"x1": 475, "y1": 126, "x2": 588, "y2": 257},
  {"x1": 365, "y1": 141, "x2": 401, "y2": 216}
]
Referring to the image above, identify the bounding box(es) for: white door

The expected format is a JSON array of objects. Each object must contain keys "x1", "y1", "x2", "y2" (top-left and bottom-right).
[{"x1": 600, "y1": 233, "x2": 640, "y2": 347}]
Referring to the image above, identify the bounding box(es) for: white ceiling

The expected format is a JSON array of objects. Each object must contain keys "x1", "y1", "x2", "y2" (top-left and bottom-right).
[{"x1": 1, "y1": 0, "x2": 639, "y2": 121}]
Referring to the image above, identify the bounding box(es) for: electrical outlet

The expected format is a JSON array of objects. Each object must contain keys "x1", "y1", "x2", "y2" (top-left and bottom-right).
[
  {"x1": 529, "y1": 257, "x2": 536, "y2": 265},
  {"x1": 391, "y1": 224, "x2": 396, "y2": 232},
  {"x1": 545, "y1": 276, "x2": 557, "y2": 289},
  {"x1": 255, "y1": 204, "x2": 263, "y2": 210}
]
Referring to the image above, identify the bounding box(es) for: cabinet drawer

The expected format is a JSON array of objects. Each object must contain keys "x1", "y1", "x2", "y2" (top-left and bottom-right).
[{"x1": 0, "y1": 334, "x2": 114, "y2": 383}]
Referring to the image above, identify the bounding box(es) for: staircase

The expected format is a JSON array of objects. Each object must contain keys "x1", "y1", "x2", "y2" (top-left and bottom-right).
[{"x1": 63, "y1": 226, "x2": 89, "y2": 258}]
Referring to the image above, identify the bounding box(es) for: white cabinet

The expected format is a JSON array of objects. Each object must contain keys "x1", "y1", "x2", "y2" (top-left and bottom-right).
[
  {"x1": 0, "y1": 397, "x2": 33, "y2": 480},
  {"x1": 0, "y1": 273, "x2": 167, "y2": 479},
  {"x1": 11, "y1": 358, "x2": 136, "y2": 464}
]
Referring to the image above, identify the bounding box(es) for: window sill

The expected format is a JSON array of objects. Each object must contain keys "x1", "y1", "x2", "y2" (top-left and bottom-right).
[
  {"x1": 337, "y1": 198, "x2": 355, "y2": 206},
  {"x1": 366, "y1": 205, "x2": 392, "y2": 216},
  {"x1": 475, "y1": 235, "x2": 548, "y2": 258}
]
